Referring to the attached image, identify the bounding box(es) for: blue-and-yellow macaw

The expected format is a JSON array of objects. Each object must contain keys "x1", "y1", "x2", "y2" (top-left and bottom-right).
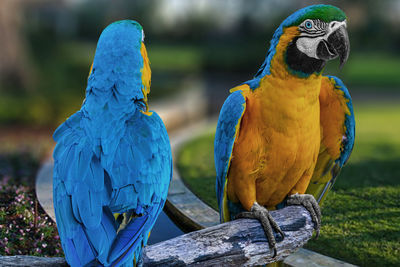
[
  {"x1": 53, "y1": 20, "x2": 172, "y2": 267},
  {"x1": 215, "y1": 5, "x2": 355, "y2": 255}
]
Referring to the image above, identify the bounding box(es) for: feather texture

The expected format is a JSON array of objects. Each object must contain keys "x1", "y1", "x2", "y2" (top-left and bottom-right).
[
  {"x1": 306, "y1": 75, "x2": 355, "y2": 203},
  {"x1": 53, "y1": 20, "x2": 172, "y2": 267},
  {"x1": 215, "y1": 5, "x2": 354, "y2": 222}
]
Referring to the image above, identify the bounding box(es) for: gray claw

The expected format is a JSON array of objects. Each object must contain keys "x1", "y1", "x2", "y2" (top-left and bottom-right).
[
  {"x1": 272, "y1": 247, "x2": 277, "y2": 258},
  {"x1": 287, "y1": 193, "x2": 321, "y2": 238},
  {"x1": 236, "y1": 202, "x2": 283, "y2": 257}
]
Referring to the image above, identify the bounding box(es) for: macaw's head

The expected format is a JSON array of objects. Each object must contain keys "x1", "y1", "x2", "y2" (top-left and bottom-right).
[
  {"x1": 257, "y1": 5, "x2": 349, "y2": 79},
  {"x1": 86, "y1": 20, "x2": 151, "y2": 114}
]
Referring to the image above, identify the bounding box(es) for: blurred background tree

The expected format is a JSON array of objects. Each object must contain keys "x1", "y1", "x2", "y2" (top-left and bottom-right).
[{"x1": 0, "y1": 0, "x2": 31, "y2": 91}]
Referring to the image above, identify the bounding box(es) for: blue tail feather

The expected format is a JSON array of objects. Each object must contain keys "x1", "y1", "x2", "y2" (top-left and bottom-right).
[
  {"x1": 84, "y1": 207, "x2": 117, "y2": 265},
  {"x1": 108, "y1": 212, "x2": 150, "y2": 265}
]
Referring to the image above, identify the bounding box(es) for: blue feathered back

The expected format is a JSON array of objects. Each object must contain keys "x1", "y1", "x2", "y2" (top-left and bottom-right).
[{"x1": 53, "y1": 20, "x2": 172, "y2": 267}]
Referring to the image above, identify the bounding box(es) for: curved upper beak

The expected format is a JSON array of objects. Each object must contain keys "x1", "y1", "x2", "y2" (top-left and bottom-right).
[{"x1": 316, "y1": 23, "x2": 350, "y2": 68}]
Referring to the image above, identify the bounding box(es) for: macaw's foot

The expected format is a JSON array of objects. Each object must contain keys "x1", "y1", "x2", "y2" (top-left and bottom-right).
[
  {"x1": 286, "y1": 193, "x2": 321, "y2": 238},
  {"x1": 236, "y1": 202, "x2": 284, "y2": 257}
]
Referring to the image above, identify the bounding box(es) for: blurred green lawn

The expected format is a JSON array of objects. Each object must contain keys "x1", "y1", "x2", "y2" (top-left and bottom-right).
[
  {"x1": 1, "y1": 41, "x2": 400, "y2": 126},
  {"x1": 177, "y1": 102, "x2": 400, "y2": 267}
]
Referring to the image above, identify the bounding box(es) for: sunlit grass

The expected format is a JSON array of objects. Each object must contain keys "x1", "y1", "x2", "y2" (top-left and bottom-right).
[{"x1": 177, "y1": 102, "x2": 400, "y2": 267}]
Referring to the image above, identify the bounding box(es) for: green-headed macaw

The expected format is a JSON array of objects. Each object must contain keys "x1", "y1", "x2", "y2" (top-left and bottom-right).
[
  {"x1": 53, "y1": 20, "x2": 172, "y2": 266},
  {"x1": 215, "y1": 4, "x2": 355, "y2": 256}
]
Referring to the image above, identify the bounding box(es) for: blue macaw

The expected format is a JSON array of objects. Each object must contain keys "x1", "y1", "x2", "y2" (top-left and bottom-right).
[
  {"x1": 53, "y1": 20, "x2": 172, "y2": 267},
  {"x1": 215, "y1": 5, "x2": 355, "y2": 256}
]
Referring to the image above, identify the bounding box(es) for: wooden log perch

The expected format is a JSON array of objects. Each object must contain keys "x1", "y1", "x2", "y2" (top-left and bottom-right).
[
  {"x1": 0, "y1": 206, "x2": 314, "y2": 267},
  {"x1": 143, "y1": 205, "x2": 314, "y2": 266}
]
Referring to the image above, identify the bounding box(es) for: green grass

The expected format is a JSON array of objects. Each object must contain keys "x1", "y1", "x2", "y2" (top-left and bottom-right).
[
  {"x1": 177, "y1": 102, "x2": 400, "y2": 267},
  {"x1": 178, "y1": 134, "x2": 217, "y2": 210}
]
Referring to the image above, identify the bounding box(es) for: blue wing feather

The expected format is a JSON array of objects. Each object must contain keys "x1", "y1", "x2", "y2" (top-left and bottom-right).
[
  {"x1": 53, "y1": 110, "x2": 171, "y2": 266},
  {"x1": 327, "y1": 76, "x2": 355, "y2": 167},
  {"x1": 214, "y1": 90, "x2": 246, "y2": 222}
]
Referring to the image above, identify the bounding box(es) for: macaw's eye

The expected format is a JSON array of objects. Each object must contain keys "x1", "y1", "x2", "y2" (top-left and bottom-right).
[
  {"x1": 305, "y1": 20, "x2": 313, "y2": 29},
  {"x1": 134, "y1": 98, "x2": 146, "y2": 110}
]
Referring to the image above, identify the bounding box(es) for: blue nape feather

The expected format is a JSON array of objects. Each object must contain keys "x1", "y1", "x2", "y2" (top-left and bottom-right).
[{"x1": 53, "y1": 20, "x2": 172, "y2": 267}]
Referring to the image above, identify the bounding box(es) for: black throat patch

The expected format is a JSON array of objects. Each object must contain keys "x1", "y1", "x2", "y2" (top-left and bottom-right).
[{"x1": 285, "y1": 37, "x2": 326, "y2": 76}]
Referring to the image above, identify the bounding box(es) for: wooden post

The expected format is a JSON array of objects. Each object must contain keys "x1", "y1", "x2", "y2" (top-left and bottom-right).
[{"x1": 143, "y1": 205, "x2": 314, "y2": 266}]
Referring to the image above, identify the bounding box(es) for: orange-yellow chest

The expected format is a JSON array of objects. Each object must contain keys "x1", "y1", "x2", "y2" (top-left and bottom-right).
[{"x1": 230, "y1": 75, "x2": 322, "y2": 207}]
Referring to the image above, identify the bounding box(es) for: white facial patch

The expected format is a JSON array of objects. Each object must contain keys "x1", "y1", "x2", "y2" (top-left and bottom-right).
[
  {"x1": 296, "y1": 20, "x2": 347, "y2": 59},
  {"x1": 296, "y1": 37, "x2": 324, "y2": 59},
  {"x1": 141, "y1": 29, "x2": 145, "y2": 42}
]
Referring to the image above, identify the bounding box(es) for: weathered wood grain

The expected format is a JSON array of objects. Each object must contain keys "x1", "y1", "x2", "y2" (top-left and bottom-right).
[
  {"x1": 143, "y1": 205, "x2": 314, "y2": 266},
  {"x1": 0, "y1": 255, "x2": 68, "y2": 267}
]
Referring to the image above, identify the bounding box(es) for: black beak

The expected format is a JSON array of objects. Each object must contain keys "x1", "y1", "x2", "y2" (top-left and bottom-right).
[{"x1": 316, "y1": 25, "x2": 350, "y2": 68}]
